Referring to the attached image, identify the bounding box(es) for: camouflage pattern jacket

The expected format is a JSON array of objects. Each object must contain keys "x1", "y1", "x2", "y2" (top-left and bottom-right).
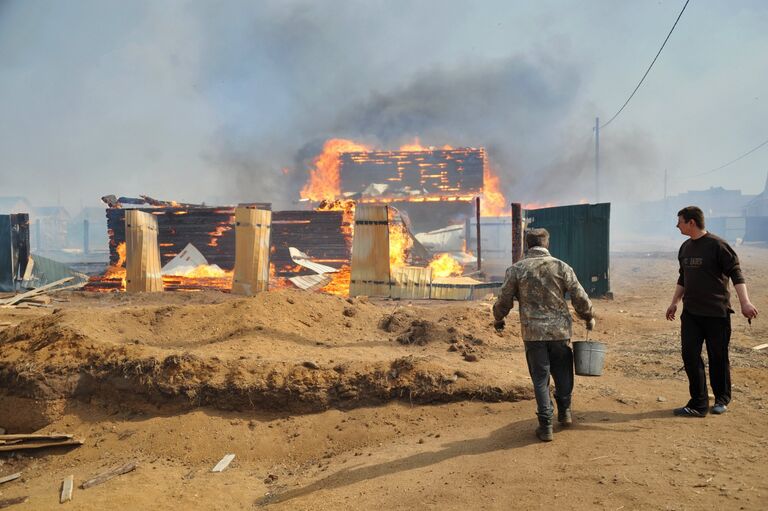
[{"x1": 493, "y1": 247, "x2": 593, "y2": 342}]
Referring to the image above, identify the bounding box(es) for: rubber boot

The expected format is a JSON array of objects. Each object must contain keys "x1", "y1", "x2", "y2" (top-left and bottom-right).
[{"x1": 536, "y1": 416, "x2": 553, "y2": 442}]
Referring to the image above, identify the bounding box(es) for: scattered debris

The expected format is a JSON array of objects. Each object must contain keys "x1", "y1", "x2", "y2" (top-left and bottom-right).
[
  {"x1": 0, "y1": 472, "x2": 21, "y2": 485},
  {"x1": 211, "y1": 454, "x2": 235, "y2": 473},
  {"x1": 0, "y1": 434, "x2": 82, "y2": 452},
  {"x1": 264, "y1": 474, "x2": 278, "y2": 484},
  {"x1": 302, "y1": 360, "x2": 321, "y2": 370},
  {"x1": 80, "y1": 461, "x2": 138, "y2": 489},
  {"x1": 752, "y1": 343, "x2": 768, "y2": 351},
  {"x1": 0, "y1": 277, "x2": 86, "y2": 309},
  {"x1": 657, "y1": 396, "x2": 667, "y2": 402},
  {"x1": 60, "y1": 475, "x2": 74, "y2": 503},
  {"x1": 396, "y1": 320, "x2": 434, "y2": 345},
  {"x1": 287, "y1": 247, "x2": 338, "y2": 291},
  {"x1": 0, "y1": 496, "x2": 28, "y2": 509}
]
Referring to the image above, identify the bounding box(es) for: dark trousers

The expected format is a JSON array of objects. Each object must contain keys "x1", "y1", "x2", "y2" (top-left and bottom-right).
[
  {"x1": 524, "y1": 340, "x2": 574, "y2": 420},
  {"x1": 681, "y1": 310, "x2": 732, "y2": 413}
]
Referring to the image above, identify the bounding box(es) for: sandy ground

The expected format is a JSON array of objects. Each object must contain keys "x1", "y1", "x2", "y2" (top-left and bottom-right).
[{"x1": 0, "y1": 246, "x2": 766, "y2": 510}]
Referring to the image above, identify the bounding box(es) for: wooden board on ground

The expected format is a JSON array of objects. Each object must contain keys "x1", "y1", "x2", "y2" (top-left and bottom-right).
[
  {"x1": 752, "y1": 343, "x2": 768, "y2": 351},
  {"x1": 0, "y1": 433, "x2": 73, "y2": 441},
  {"x1": 350, "y1": 205, "x2": 390, "y2": 297},
  {"x1": 0, "y1": 472, "x2": 21, "y2": 485},
  {"x1": 60, "y1": 475, "x2": 74, "y2": 503},
  {"x1": 0, "y1": 438, "x2": 82, "y2": 452},
  {"x1": 0, "y1": 497, "x2": 28, "y2": 509},
  {"x1": 0, "y1": 277, "x2": 74, "y2": 306},
  {"x1": 125, "y1": 210, "x2": 163, "y2": 293},
  {"x1": 80, "y1": 461, "x2": 137, "y2": 489},
  {"x1": 211, "y1": 454, "x2": 236, "y2": 472},
  {"x1": 232, "y1": 208, "x2": 272, "y2": 295}
]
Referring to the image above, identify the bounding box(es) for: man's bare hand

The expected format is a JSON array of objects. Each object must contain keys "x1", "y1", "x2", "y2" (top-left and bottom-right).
[
  {"x1": 665, "y1": 303, "x2": 678, "y2": 321},
  {"x1": 493, "y1": 320, "x2": 505, "y2": 333},
  {"x1": 741, "y1": 302, "x2": 758, "y2": 320},
  {"x1": 586, "y1": 318, "x2": 595, "y2": 331}
]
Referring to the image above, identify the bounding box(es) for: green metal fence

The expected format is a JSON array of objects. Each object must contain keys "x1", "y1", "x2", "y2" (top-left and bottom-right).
[{"x1": 524, "y1": 203, "x2": 611, "y2": 297}]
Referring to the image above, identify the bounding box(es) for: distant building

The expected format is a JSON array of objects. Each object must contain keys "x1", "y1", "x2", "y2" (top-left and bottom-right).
[
  {"x1": 32, "y1": 206, "x2": 70, "y2": 251},
  {"x1": 0, "y1": 196, "x2": 32, "y2": 215},
  {"x1": 743, "y1": 174, "x2": 768, "y2": 217}
]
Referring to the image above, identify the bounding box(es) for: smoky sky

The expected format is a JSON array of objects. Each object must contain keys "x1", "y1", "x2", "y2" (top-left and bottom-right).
[{"x1": 1, "y1": 0, "x2": 763, "y2": 214}]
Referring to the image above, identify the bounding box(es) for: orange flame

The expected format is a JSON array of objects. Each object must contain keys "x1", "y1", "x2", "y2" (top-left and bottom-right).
[
  {"x1": 321, "y1": 265, "x2": 351, "y2": 296},
  {"x1": 388, "y1": 208, "x2": 413, "y2": 269},
  {"x1": 208, "y1": 220, "x2": 233, "y2": 247},
  {"x1": 399, "y1": 137, "x2": 429, "y2": 152},
  {"x1": 429, "y1": 253, "x2": 464, "y2": 278},
  {"x1": 481, "y1": 161, "x2": 509, "y2": 217},
  {"x1": 300, "y1": 138, "x2": 371, "y2": 201},
  {"x1": 522, "y1": 202, "x2": 556, "y2": 210}
]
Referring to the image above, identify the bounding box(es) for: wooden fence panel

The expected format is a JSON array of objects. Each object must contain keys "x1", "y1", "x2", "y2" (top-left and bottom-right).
[
  {"x1": 232, "y1": 208, "x2": 272, "y2": 295},
  {"x1": 349, "y1": 205, "x2": 390, "y2": 297},
  {"x1": 125, "y1": 210, "x2": 163, "y2": 292}
]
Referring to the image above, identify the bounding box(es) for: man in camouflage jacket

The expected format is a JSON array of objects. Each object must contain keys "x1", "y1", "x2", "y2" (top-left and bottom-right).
[{"x1": 493, "y1": 228, "x2": 595, "y2": 442}]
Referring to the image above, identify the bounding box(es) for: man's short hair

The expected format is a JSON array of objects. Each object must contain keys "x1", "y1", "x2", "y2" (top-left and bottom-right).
[
  {"x1": 677, "y1": 206, "x2": 705, "y2": 229},
  {"x1": 526, "y1": 228, "x2": 550, "y2": 249}
]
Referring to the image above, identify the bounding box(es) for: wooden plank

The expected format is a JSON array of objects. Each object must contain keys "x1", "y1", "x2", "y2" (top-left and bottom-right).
[
  {"x1": 211, "y1": 453, "x2": 235, "y2": 473},
  {"x1": 752, "y1": 343, "x2": 768, "y2": 351},
  {"x1": 0, "y1": 438, "x2": 82, "y2": 452},
  {"x1": 350, "y1": 205, "x2": 390, "y2": 297},
  {"x1": 60, "y1": 475, "x2": 74, "y2": 503},
  {"x1": 125, "y1": 211, "x2": 163, "y2": 293},
  {"x1": 0, "y1": 472, "x2": 21, "y2": 485},
  {"x1": 80, "y1": 461, "x2": 137, "y2": 489},
  {"x1": 232, "y1": 208, "x2": 271, "y2": 295},
  {"x1": 0, "y1": 277, "x2": 74, "y2": 306},
  {"x1": 0, "y1": 434, "x2": 73, "y2": 441},
  {"x1": 0, "y1": 497, "x2": 28, "y2": 508}
]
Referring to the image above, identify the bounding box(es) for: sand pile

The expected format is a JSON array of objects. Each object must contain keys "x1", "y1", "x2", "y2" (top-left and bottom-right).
[{"x1": 0, "y1": 290, "x2": 531, "y2": 429}]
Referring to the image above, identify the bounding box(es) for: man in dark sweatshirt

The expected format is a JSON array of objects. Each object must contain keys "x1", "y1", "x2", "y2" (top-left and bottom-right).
[{"x1": 665, "y1": 206, "x2": 759, "y2": 417}]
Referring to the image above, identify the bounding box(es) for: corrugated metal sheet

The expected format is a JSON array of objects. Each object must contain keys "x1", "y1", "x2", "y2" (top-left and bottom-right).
[
  {"x1": 350, "y1": 205, "x2": 390, "y2": 297},
  {"x1": 28, "y1": 254, "x2": 87, "y2": 287},
  {"x1": 391, "y1": 266, "x2": 432, "y2": 300},
  {"x1": 430, "y1": 277, "x2": 502, "y2": 300},
  {"x1": 232, "y1": 208, "x2": 271, "y2": 295},
  {"x1": 1, "y1": 214, "x2": 30, "y2": 292},
  {"x1": 524, "y1": 203, "x2": 611, "y2": 297}
]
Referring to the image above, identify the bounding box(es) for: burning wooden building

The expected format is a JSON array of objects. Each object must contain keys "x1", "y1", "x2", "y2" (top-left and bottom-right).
[
  {"x1": 338, "y1": 147, "x2": 485, "y2": 234},
  {"x1": 89, "y1": 199, "x2": 352, "y2": 293}
]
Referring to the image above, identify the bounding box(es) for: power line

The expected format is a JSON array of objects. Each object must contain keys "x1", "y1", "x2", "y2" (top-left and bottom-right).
[
  {"x1": 677, "y1": 136, "x2": 768, "y2": 179},
  {"x1": 600, "y1": 0, "x2": 691, "y2": 129}
]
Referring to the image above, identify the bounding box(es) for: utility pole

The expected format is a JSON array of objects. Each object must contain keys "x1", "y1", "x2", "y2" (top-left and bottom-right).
[
  {"x1": 663, "y1": 168, "x2": 668, "y2": 218},
  {"x1": 594, "y1": 117, "x2": 600, "y2": 203}
]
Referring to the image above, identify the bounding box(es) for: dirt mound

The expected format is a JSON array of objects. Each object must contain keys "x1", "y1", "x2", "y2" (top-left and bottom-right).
[{"x1": 0, "y1": 290, "x2": 530, "y2": 427}]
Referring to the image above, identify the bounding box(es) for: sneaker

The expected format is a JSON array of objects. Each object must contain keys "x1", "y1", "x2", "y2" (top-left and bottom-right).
[
  {"x1": 673, "y1": 406, "x2": 706, "y2": 418},
  {"x1": 558, "y1": 408, "x2": 573, "y2": 427},
  {"x1": 711, "y1": 403, "x2": 727, "y2": 415}
]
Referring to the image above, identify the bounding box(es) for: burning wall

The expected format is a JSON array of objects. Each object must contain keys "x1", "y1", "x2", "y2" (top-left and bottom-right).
[{"x1": 339, "y1": 148, "x2": 484, "y2": 198}]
